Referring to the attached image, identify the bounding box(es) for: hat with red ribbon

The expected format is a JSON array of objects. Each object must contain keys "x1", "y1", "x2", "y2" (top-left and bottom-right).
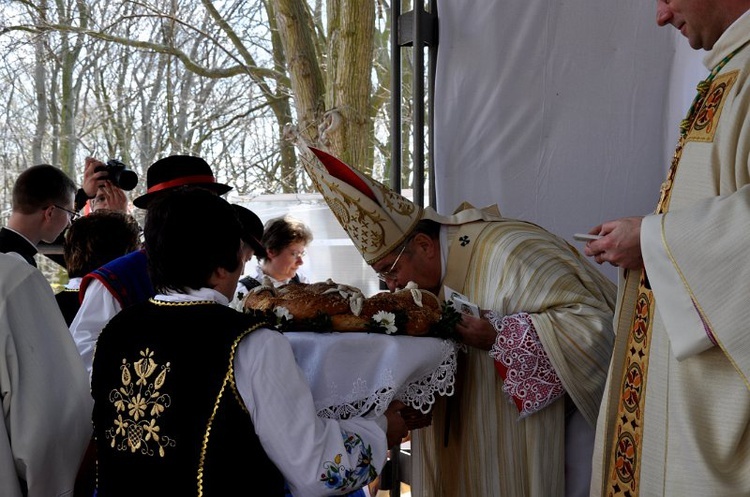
[{"x1": 133, "y1": 155, "x2": 231, "y2": 208}]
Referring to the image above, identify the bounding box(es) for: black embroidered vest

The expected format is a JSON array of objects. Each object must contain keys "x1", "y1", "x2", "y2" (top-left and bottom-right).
[
  {"x1": 91, "y1": 300, "x2": 284, "y2": 496},
  {"x1": 54, "y1": 289, "x2": 80, "y2": 326}
]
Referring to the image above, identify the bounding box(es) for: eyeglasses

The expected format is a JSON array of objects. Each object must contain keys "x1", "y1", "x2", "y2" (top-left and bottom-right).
[
  {"x1": 375, "y1": 239, "x2": 410, "y2": 282},
  {"x1": 288, "y1": 250, "x2": 306, "y2": 259},
  {"x1": 53, "y1": 204, "x2": 80, "y2": 222}
]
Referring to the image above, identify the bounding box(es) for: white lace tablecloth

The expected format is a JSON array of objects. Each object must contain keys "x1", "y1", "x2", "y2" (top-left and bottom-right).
[{"x1": 284, "y1": 332, "x2": 458, "y2": 419}]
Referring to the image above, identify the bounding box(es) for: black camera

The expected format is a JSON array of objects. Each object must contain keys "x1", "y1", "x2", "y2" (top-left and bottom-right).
[{"x1": 95, "y1": 159, "x2": 138, "y2": 191}]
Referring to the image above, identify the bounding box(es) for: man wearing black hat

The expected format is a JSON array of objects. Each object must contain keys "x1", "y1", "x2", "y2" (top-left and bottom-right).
[
  {"x1": 70, "y1": 155, "x2": 252, "y2": 378},
  {"x1": 89, "y1": 188, "x2": 407, "y2": 496},
  {"x1": 228, "y1": 204, "x2": 266, "y2": 309}
]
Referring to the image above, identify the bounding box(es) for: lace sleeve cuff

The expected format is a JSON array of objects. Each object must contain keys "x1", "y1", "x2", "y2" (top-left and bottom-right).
[{"x1": 487, "y1": 311, "x2": 564, "y2": 418}]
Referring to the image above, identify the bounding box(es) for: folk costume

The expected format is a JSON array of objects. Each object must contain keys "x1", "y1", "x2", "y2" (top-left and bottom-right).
[
  {"x1": 303, "y1": 147, "x2": 617, "y2": 497},
  {"x1": 72, "y1": 249, "x2": 153, "y2": 376},
  {"x1": 71, "y1": 155, "x2": 233, "y2": 378},
  {"x1": 55, "y1": 276, "x2": 83, "y2": 326},
  {"x1": 591, "y1": 11, "x2": 750, "y2": 496},
  {"x1": 253, "y1": 264, "x2": 306, "y2": 286},
  {"x1": 0, "y1": 254, "x2": 92, "y2": 497},
  {"x1": 91, "y1": 288, "x2": 388, "y2": 497}
]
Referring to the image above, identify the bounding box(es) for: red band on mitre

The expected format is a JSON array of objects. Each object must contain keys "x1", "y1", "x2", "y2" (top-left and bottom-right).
[
  {"x1": 146, "y1": 175, "x2": 217, "y2": 194},
  {"x1": 309, "y1": 147, "x2": 376, "y2": 202}
]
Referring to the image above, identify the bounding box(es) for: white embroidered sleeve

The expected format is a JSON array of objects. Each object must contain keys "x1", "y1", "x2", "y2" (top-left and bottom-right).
[
  {"x1": 235, "y1": 328, "x2": 388, "y2": 496},
  {"x1": 487, "y1": 311, "x2": 565, "y2": 418}
]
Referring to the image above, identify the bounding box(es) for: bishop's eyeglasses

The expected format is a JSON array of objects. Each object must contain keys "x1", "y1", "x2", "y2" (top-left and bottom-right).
[{"x1": 375, "y1": 238, "x2": 411, "y2": 282}]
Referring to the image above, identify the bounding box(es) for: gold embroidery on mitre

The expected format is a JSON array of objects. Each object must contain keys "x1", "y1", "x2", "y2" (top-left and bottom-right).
[
  {"x1": 375, "y1": 181, "x2": 418, "y2": 218},
  {"x1": 317, "y1": 172, "x2": 389, "y2": 256},
  {"x1": 685, "y1": 70, "x2": 738, "y2": 143},
  {"x1": 302, "y1": 148, "x2": 423, "y2": 263},
  {"x1": 105, "y1": 348, "x2": 175, "y2": 457}
]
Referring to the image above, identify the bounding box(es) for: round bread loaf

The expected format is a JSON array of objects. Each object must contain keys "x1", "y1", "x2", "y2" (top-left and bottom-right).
[
  {"x1": 360, "y1": 287, "x2": 442, "y2": 336},
  {"x1": 242, "y1": 279, "x2": 449, "y2": 336}
]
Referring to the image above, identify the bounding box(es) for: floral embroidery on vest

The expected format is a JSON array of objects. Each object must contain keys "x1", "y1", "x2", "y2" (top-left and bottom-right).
[{"x1": 105, "y1": 348, "x2": 176, "y2": 457}]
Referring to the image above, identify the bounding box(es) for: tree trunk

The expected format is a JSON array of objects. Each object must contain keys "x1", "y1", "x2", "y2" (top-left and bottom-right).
[
  {"x1": 272, "y1": 0, "x2": 326, "y2": 151},
  {"x1": 325, "y1": 0, "x2": 375, "y2": 169}
]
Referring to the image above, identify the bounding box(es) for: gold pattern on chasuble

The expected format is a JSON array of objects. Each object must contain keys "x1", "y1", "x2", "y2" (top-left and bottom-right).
[
  {"x1": 607, "y1": 276, "x2": 654, "y2": 496},
  {"x1": 606, "y1": 40, "x2": 745, "y2": 494},
  {"x1": 686, "y1": 70, "x2": 738, "y2": 143},
  {"x1": 105, "y1": 348, "x2": 175, "y2": 457},
  {"x1": 656, "y1": 72, "x2": 737, "y2": 214}
]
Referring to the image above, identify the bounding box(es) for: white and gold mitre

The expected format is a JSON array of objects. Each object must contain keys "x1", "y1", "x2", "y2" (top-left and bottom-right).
[
  {"x1": 305, "y1": 147, "x2": 421, "y2": 264},
  {"x1": 304, "y1": 146, "x2": 504, "y2": 265}
]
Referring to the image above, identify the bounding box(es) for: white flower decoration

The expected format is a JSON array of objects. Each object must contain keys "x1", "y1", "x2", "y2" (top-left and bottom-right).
[
  {"x1": 402, "y1": 281, "x2": 423, "y2": 307},
  {"x1": 274, "y1": 306, "x2": 292, "y2": 321},
  {"x1": 373, "y1": 311, "x2": 397, "y2": 335}
]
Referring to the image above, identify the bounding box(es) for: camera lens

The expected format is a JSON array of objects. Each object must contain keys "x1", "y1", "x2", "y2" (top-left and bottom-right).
[
  {"x1": 114, "y1": 169, "x2": 138, "y2": 191},
  {"x1": 99, "y1": 160, "x2": 138, "y2": 191}
]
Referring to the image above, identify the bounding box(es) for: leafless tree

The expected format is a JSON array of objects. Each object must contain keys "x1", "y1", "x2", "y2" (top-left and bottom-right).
[{"x1": 0, "y1": 0, "x2": 402, "y2": 207}]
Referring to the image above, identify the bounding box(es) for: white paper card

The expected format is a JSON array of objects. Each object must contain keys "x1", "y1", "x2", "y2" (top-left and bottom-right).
[{"x1": 443, "y1": 285, "x2": 480, "y2": 317}]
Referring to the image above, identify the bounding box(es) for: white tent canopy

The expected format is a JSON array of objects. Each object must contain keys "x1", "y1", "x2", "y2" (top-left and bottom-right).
[{"x1": 432, "y1": 0, "x2": 706, "y2": 280}]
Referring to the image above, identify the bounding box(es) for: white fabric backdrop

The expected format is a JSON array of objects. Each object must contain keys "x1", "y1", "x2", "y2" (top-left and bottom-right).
[{"x1": 432, "y1": 0, "x2": 706, "y2": 280}]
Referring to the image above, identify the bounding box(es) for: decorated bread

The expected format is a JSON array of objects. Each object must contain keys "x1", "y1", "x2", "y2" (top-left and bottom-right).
[
  {"x1": 359, "y1": 286, "x2": 442, "y2": 336},
  {"x1": 241, "y1": 279, "x2": 459, "y2": 338}
]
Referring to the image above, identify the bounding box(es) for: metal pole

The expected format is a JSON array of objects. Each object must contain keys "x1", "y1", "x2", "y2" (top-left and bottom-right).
[
  {"x1": 412, "y1": 0, "x2": 425, "y2": 208},
  {"x1": 390, "y1": 1, "x2": 402, "y2": 193}
]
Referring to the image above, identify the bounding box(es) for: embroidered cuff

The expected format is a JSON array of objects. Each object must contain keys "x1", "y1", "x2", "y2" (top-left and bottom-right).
[{"x1": 487, "y1": 311, "x2": 564, "y2": 418}]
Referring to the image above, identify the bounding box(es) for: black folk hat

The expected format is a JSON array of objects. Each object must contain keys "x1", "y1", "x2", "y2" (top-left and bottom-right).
[
  {"x1": 133, "y1": 155, "x2": 232, "y2": 208},
  {"x1": 232, "y1": 204, "x2": 266, "y2": 258}
]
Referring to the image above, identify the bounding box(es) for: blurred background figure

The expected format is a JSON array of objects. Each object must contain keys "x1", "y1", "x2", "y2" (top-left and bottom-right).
[
  {"x1": 78, "y1": 156, "x2": 136, "y2": 215},
  {"x1": 253, "y1": 215, "x2": 312, "y2": 287},
  {"x1": 230, "y1": 204, "x2": 266, "y2": 308},
  {"x1": 55, "y1": 210, "x2": 141, "y2": 326},
  {"x1": 39, "y1": 157, "x2": 133, "y2": 269},
  {"x1": 86, "y1": 181, "x2": 129, "y2": 213}
]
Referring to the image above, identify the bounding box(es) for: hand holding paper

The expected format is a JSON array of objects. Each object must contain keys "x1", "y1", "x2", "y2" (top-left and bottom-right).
[{"x1": 444, "y1": 285, "x2": 480, "y2": 317}]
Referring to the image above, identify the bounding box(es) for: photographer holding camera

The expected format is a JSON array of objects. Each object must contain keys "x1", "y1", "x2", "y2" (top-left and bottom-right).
[{"x1": 77, "y1": 157, "x2": 136, "y2": 214}]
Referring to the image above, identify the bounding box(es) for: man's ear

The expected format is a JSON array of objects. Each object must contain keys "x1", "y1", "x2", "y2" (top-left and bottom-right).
[
  {"x1": 411, "y1": 232, "x2": 438, "y2": 259},
  {"x1": 42, "y1": 205, "x2": 55, "y2": 222},
  {"x1": 207, "y1": 266, "x2": 228, "y2": 288}
]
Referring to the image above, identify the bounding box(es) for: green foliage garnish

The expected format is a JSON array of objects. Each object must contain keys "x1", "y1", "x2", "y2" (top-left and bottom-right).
[{"x1": 430, "y1": 302, "x2": 462, "y2": 340}]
